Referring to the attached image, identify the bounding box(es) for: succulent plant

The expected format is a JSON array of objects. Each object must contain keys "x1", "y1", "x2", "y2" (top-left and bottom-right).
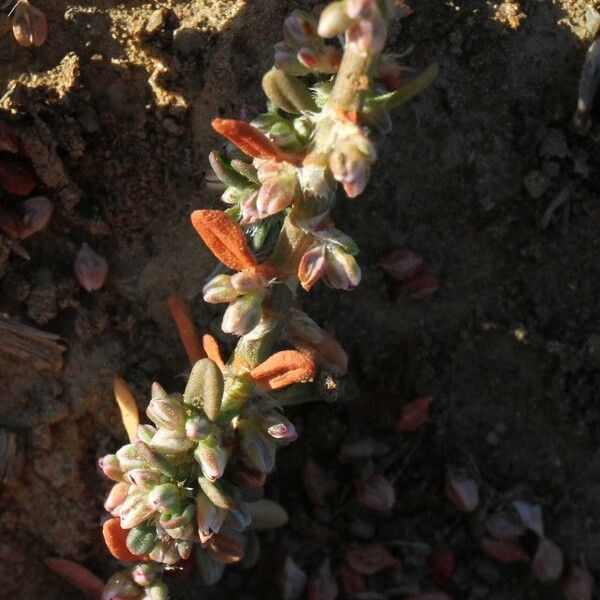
[{"x1": 99, "y1": 1, "x2": 436, "y2": 596}]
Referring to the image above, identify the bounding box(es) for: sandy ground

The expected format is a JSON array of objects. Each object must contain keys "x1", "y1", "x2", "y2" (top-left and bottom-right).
[{"x1": 1, "y1": 0, "x2": 600, "y2": 598}]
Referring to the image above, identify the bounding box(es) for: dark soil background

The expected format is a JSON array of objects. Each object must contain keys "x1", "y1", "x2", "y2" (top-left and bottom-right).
[{"x1": 1, "y1": 0, "x2": 599, "y2": 598}]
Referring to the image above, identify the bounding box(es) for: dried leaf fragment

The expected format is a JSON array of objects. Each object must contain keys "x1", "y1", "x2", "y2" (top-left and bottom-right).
[
  {"x1": 251, "y1": 350, "x2": 316, "y2": 390},
  {"x1": 20, "y1": 196, "x2": 53, "y2": 239},
  {"x1": 0, "y1": 159, "x2": 37, "y2": 196},
  {"x1": 202, "y1": 334, "x2": 225, "y2": 370},
  {"x1": 531, "y1": 538, "x2": 563, "y2": 582},
  {"x1": 345, "y1": 544, "x2": 399, "y2": 575},
  {"x1": 166, "y1": 296, "x2": 205, "y2": 365},
  {"x1": 74, "y1": 243, "x2": 108, "y2": 292},
  {"x1": 445, "y1": 468, "x2": 479, "y2": 512},
  {"x1": 397, "y1": 395, "x2": 433, "y2": 432},
  {"x1": 191, "y1": 209, "x2": 257, "y2": 272},
  {"x1": 113, "y1": 377, "x2": 139, "y2": 443},
  {"x1": 43, "y1": 557, "x2": 105, "y2": 598}
]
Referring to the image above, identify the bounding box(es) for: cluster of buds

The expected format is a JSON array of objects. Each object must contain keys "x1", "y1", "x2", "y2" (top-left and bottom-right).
[
  {"x1": 100, "y1": 1, "x2": 435, "y2": 596},
  {"x1": 102, "y1": 564, "x2": 167, "y2": 600},
  {"x1": 2, "y1": 0, "x2": 47, "y2": 47}
]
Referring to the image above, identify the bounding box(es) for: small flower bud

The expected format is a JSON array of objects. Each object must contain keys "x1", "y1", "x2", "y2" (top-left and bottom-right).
[
  {"x1": 12, "y1": 0, "x2": 47, "y2": 48},
  {"x1": 116, "y1": 445, "x2": 148, "y2": 473},
  {"x1": 274, "y1": 42, "x2": 310, "y2": 76},
  {"x1": 99, "y1": 454, "x2": 124, "y2": 482},
  {"x1": 146, "y1": 394, "x2": 186, "y2": 430},
  {"x1": 136, "y1": 424, "x2": 157, "y2": 445},
  {"x1": 125, "y1": 468, "x2": 162, "y2": 489},
  {"x1": 324, "y1": 245, "x2": 361, "y2": 290},
  {"x1": 297, "y1": 46, "x2": 341, "y2": 73},
  {"x1": 159, "y1": 504, "x2": 196, "y2": 530},
  {"x1": 149, "y1": 540, "x2": 181, "y2": 566},
  {"x1": 175, "y1": 539, "x2": 193, "y2": 560},
  {"x1": 298, "y1": 245, "x2": 326, "y2": 292},
  {"x1": 148, "y1": 483, "x2": 180, "y2": 513},
  {"x1": 230, "y1": 271, "x2": 266, "y2": 296},
  {"x1": 119, "y1": 490, "x2": 156, "y2": 529},
  {"x1": 346, "y1": 0, "x2": 377, "y2": 19},
  {"x1": 102, "y1": 570, "x2": 141, "y2": 600},
  {"x1": 238, "y1": 421, "x2": 276, "y2": 474},
  {"x1": 104, "y1": 482, "x2": 129, "y2": 514},
  {"x1": 143, "y1": 580, "x2": 169, "y2": 600},
  {"x1": 262, "y1": 68, "x2": 318, "y2": 115},
  {"x1": 183, "y1": 358, "x2": 224, "y2": 421},
  {"x1": 255, "y1": 161, "x2": 301, "y2": 218},
  {"x1": 149, "y1": 428, "x2": 195, "y2": 454},
  {"x1": 203, "y1": 274, "x2": 237, "y2": 304},
  {"x1": 222, "y1": 293, "x2": 262, "y2": 336},
  {"x1": 318, "y1": 1, "x2": 352, "y2": 37},
  {"x1": 283, "y1": 10, "x2": 318, "y2": 48},
  {"x1": 185, "y1": 415, "x2": 212, "y2": 441},
  {"x1": 194, "y1": 435, "x2": 228, "y2": 481},
  {"x1": 196, "y1": 490, "x2": 227, "y2": 541},
  {"x1": 262, "y1": 413, "x2": 298, "y2": 441},
  {"x1": 239, "y1": 190, "x2": 260, "y2": 225},
  {"x1": 348, "y1": 16, "x2": 387, "y2": 54},
  {"x1": 131, "y1": 564, "x2": 157, "y2": 587}
]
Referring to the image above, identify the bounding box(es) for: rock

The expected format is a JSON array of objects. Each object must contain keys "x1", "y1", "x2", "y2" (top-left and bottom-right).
[
  {"x1": 524, "y1": 170, "x2": 550, "y2": 199},
  {"x1": 144, "y1": 8, "x2": 167, "y2": 36},
  {"x1": 539, "y1": 128, "x2": 570, "y2": 159},
  {"x1": 172, "y1": 27, "x2": 204, "y2": 55}
]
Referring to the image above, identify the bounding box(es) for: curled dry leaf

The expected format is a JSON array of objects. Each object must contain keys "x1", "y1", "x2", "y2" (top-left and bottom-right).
[
  {"x1": 12, "y1": 0, "x2": 48, "y2": 47},
  {"x1": 397, "y1": 395, "x2": 433, "y2": 433},
  {"x1": 43, "y1": 557, "x2": 105, "y2": 598},
  {"x1": 307, "y1": 558, "x2": 338, "y2": 600},
  {"x1": 212, "y1": 118, "x2": 302, "y2": 163},
  {"x1": 0, "y1": 159, "x2": 37, "y2": 196},
  {"x1": 445, "y1": 468, "x2": 479, "y2": 512},
  {"x1": 113, "y1": 377, "x2": 139, "y2": 443},
  {"x1": 380, "y1": 248, "x2": 425, "y2": 281},
  {"x1": 531, "y1": 538, "x2": 564, "y2": 583},
  {"x1": 102, "y1": 517, "x2": 149, "y2": 563},
  {"x1": 20, "y1": 196, "x2": 53, "y2": 239},
  {"x1": 427, "y1": 547, "x2": 456, "y2": 587},
  {"x1": 74, "y1": 243, "x2": 108, "y2": 292},
  {"x1": 563, "y1": 565, "x2": 594, "y2": 600},
  {"x1": 405, "y1": 271, "x2": 440, "y2": 299},
  {"x1": 191, "y1": 209, "x2": 257, "y2": 272},
  {"x1": 166, "y1": 295, "x2": 206, "y2": 365},
  {"x1": 480, "y1": 537, "x2": 529, "y2": 565},
  {"x1": 345, "y1": 544, "x2": 399, "y2": 575},
  {"x1": 303, "y1": 457, "x2": 337, "y2": 506},
  {"x1": 356, "y1": 473, "x2": 395, "y2": 513},
  {"x1": 250, "y1": 350, "x2": 316, "y2": 390}
]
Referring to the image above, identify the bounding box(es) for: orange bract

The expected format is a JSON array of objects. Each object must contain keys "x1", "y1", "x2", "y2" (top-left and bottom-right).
[
  {"x1": 102, "y1": 517, "x2": 150, "y2": 563},
  {"x1": 250, "y1": 350, "x2": 316, "y2": 391},
  {"x1": 191, "y1": 209, "x2": 258, "y2": 272},
  {"x1": 212, "y1": 118, "x2": 301, "y2": 163},
  {"x1": 202, "y1": 333, "x2": 225, "y2": 370},
  {"x1": 167, "y1": 295, "x2": 206, "y2": 365}
]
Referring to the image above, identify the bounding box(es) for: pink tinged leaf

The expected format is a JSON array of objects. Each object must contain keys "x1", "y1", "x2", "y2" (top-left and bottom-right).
[
  {"x1": 19, "y1": 196, "x2": 53, "y2": 239},
  {"x1": 531, "y1": 538, "x2": 564, "y2": 583},
  {"x1": 480, "y1": 537, "x2": 529, "y2": 564},
  {"x1": 303, "y1": 458, "x2": 337, "y2": 506},
  {"x1": 397, "y1": 395, "x2": 433, "y2": 433},
  {"x1": 307, "y1": 558, "x2": 338, "y2": 600},
  {"x1": 380, "y1": 248, "x2": 425, "y2": 281},
  {"x1": 513, "y1": 499, "x2": 545, "y2": 538},
  {"x1": 405, "y1": 272, "x2": 440, "y2": 299},
  {"x1": 104, "y1": 482, "x2": 129, "y2": 515},
  {"x1": 356, "y1": 473, "x2": 395, "y2": 513},
  {"x1": 345, "y1": 544, "x2": 399, "y2": 575},
  {"x1": 75, "y1": 243, "x2": 108, "y2": 292},
  {"x1": 563, "y1": 565, "x2": 594, "y2": 600},
  {"x1": 43, "y1": 557, "x2": 105, "y2": 598},
  {"x1": 281, "y1": 556, "x2": 307, "y2": 600},
  {"x1": 298, "y1": 245, "x2": 327, "y2": 292},
  {"x1": 445, "y1": 468, "x2": 479, "y2": 512}
]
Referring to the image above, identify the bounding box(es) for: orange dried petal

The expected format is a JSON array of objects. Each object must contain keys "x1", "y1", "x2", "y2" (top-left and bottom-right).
[
  {"x1": 212, "y1": 118, "x2": 302, "y2": 163},
  {"x1": 397, "y1": 395, "x2": 433, "y2": 433},
  {"x1": 166, "y1": 295, "x2": 206, "y2": 365},
  {"x1": 191, "y1": 209, "x2": 257, "y2": 272},
  {"x1": 202, "y1": 334, "x2": 225, "y2": 370},
  {"x1": 250, "y1": 350, "x2": 316, "y2": 391},
  {"x1": 102, "y1": 517, "x2": 149, "y2": 563}
]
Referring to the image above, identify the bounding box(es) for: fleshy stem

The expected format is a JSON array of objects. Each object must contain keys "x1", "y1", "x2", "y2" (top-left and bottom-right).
[{"x1": 232, "y1": 30, "x2": 385, "y2": 370}]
